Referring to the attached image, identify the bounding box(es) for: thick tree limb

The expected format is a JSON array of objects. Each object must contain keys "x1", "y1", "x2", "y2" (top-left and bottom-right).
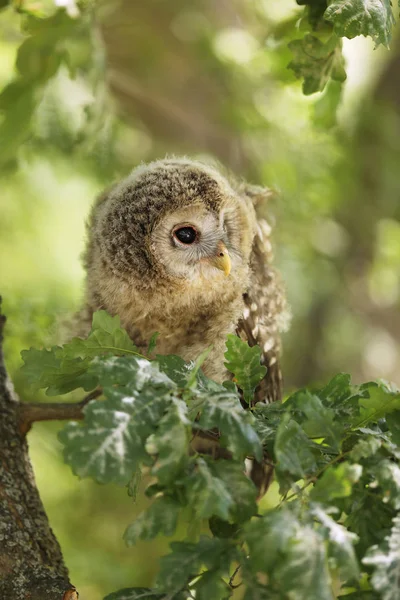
[
  {"x1": 18, "y1": 389, "x2": 102, "y2": 435},
  {"x1": 0, "y1": 303, "x2": 77, "y2": 600}
]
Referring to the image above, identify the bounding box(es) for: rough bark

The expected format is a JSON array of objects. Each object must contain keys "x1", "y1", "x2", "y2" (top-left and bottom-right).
[{"x1": 0, "y1": 305, "x2": 76, "y2": 600}]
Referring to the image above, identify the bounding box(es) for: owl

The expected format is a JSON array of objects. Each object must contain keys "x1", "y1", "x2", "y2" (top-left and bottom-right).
[{"x1": 80, "y1": 158, "x2": 287, "y2": 403}]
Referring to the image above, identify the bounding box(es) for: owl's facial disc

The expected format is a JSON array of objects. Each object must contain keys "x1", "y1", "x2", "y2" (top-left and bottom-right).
[
  {"x1": 171, "y1": 222, "x2": 231, "y2": 276},
  {"x1": 151, "y1": 204, "x2": 236, "y2": 280}
]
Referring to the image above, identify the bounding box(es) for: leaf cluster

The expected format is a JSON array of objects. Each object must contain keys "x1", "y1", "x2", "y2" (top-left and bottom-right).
[
  {"x1": 288, "y1": 0, "x2": 400, "y2": 104},
  {"x1": 21, "y1": 311, "x2": 400, "y2": 599}
]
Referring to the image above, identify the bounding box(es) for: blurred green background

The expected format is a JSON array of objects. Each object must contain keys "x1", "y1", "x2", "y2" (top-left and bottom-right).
[{"x1": 1, "y1": 1, "x2": 400, "y2": 598}]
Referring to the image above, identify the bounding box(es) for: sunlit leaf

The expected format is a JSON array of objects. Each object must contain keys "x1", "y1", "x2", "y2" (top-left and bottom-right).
[
  {"x1": 311, "y1": 504, "x2": 359, "y2": 582},
  {"x1": 63, "y1": 310, "x2": 142, "y2": 359},
  {"x1": 20, "y1": 346, "x2": 96, "y2": 395},
  {"x1": 244, "y1": 509, "x2": 299, "y2": 573},
  {"x1": 245, "y1": 510, "x2": 333, "y2": 600},
  {"x1": 20, "y1": 310, "x2": 144, "y2": 395},
  {"x1": 311, "y1": 462, "x2": 362, "y2": 503},
  {"x1": 370, "y1": 460, "x2": 400, "y2": 510},
  {"x1": 288, "y1": 34, "x2": 345, "y2": 95},
  {"x1": 59, "y1": 384, "x2": 172, "y2": 484},
  {"x1": 325, "y1": 0, "x2": 396, "y2": 47},
  {"x1": 349, "y1": 436, "x2": 382, "y2": 461}
]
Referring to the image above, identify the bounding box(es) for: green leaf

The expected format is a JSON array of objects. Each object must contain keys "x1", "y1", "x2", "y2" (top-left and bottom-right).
[
  {"x1": 186, "y1": 458, "x2": 235, "y2": 521},
  {"x1": 104, "y1": 588, "x2": 164, "y2": 600},
  {"x1": 275, "y1": 415, "x2": 319, "y2": 485},
  {"x1": 224, "y1": 334, "x2": 267, "y2": 404},
  {"x1": 156, "y1": 354, "x2": 193, "y2": 388},
  {"x1": 349, "y1": 436, "x2": 381, "y2": 461},
  {"x1": 295, "y1": 390, "x2": 344, "y2": 450},
  {"x1": 252, "y1": 402, "x2": 287, "y2": 451},
  {"x1": 20, "y1": 310, "x2": 144, "y2": 395},
  {"x1": 319, "y1": 373, "x2": 353, "y2": 404},
  {"x1": 296, "y1": 0, "x2": 328, "y2": 27},
  {"x1": 288, "y1": 34, "x2": 346, "y2": 95},
  {"x1": 313, "y1": 80, "x2": 343, "y2": 129},
  {"x1": 243, "y1": 581, "x2": 280, "y2": 599},
  {"x1": 156, "y1": 536, "x2": 235, "y2": 594},
  {"x1": 198, "y1": 390, "x2": 262, "y2": 460},
  {"x1": 212, "y1": 461, "x2": 258, "y2": 523},
  {"x1": 371, "y1": 460, "x2": 400, "y2": 510},
  {"x1": 325, "y1": 0, "x2": 396, "y2": 47},
  {"x1": 311, "y1": 462, "x2": 362, "y2": 503},
  {"x1": 193, "y1": 571, "x2": 232, "y2": 600},
  {"x1": 124, "y1": 496, "x2": 180, "y2": 545},
  {"x1": 147, "y1": 398, "x2": 190, "y2": 484},
  {"x1": 244, "y1": 509, "x2": 299, "y2": 573},
  {"x1": 63, "y1": 310, "x2": 142, "y2": 359},
  {"x1": 59, "y1": 382, "x2": 172, "y2": 484},
  {"x1": 363, "y1": 515, "x2": 400, "y2": 600},
  {"x1": 0, "y1": 10, "x2": 78, "y2": 166},
  {"x1": 274, "y1": 527, "x2": 333, "y2": 600},
  {"x1": 344, "y1": 488, "x2": 396, "y2": 557},
  {"x1": 186, "y1": 346, "x2": 213, "y2": 390},
  {"x1": 245, "y1": 509, "x2": 333, "y2": 600},
  {"x1": 387, "y1": 411, "x2": 400, "y2": 445},
  {"x1": 91, "y1": 355, "x2": 175, "y2": 390},
  {"x1": 0, "y1": 80, "x2": 37, "y2": 167},
  {"x1": 208, "y1": 517, "x2": 239, "y2": 539},
  {"x1": 355, "y1": 382, "x2": 400, "y2": 428},
  {"x1": 318, "y1": 373, "x2": 360, "y2": 419},
  {"x1": 311, "y1": 505, "x2": 359, "y2": 582},
  {"x1": 185, "y1": 458, "x2": 257, "y2": 523},
  {"x1": 127, "y1": 468, "x2": 142, "y2": 501},
  {"x1": 147, "y1": 332, "x2": 159, "y2": 356},
  {"x1": 20, "y1": 346, "x2": 96, "y2": 395}
]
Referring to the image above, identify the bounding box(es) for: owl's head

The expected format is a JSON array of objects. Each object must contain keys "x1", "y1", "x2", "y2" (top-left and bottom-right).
[{"x1": 87, "y1": 158, "x2": 257, "y2": 286}]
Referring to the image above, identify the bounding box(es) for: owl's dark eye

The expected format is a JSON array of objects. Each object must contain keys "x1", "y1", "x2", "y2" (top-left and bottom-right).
[{"x1": 173, "y1": 226, "x2": 198, "y2": 245}]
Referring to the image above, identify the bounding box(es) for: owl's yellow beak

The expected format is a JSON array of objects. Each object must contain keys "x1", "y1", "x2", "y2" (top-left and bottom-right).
[{"x1": 206, "y1": 242, "x2": 231, "y2": 276}]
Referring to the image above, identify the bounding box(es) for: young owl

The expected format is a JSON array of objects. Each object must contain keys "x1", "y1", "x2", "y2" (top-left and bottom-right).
[{"x1": 81, "y1": 158, "x2": 287, "y2": 403}]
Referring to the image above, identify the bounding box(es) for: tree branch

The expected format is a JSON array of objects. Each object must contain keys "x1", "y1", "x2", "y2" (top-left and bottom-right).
[{"x1": 18, "y1": 389, "x2": 102, "y2": 435}]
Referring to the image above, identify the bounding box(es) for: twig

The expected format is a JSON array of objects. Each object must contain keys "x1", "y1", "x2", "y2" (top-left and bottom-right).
[
  {"x1": 18, "y1": 389, "x2": 102, "y2": 435},
  {"x1": 229, "y1": 563, "x2": 242, "y2": 589}
]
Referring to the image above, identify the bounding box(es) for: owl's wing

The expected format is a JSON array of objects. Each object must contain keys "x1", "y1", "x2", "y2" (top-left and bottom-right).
[{"x1": 236, "y1": 214, "x2": 286, "y2": 404}]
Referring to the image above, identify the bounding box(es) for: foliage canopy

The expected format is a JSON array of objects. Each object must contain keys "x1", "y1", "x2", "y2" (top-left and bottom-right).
[{"x1": 21, "y1": 311, "x2": 400, "y2": 599}]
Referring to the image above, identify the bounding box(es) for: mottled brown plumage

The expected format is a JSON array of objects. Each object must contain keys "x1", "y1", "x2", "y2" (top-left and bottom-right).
[{"x1": 79, "y1": 157, "x2": 287, "y2": 402}]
